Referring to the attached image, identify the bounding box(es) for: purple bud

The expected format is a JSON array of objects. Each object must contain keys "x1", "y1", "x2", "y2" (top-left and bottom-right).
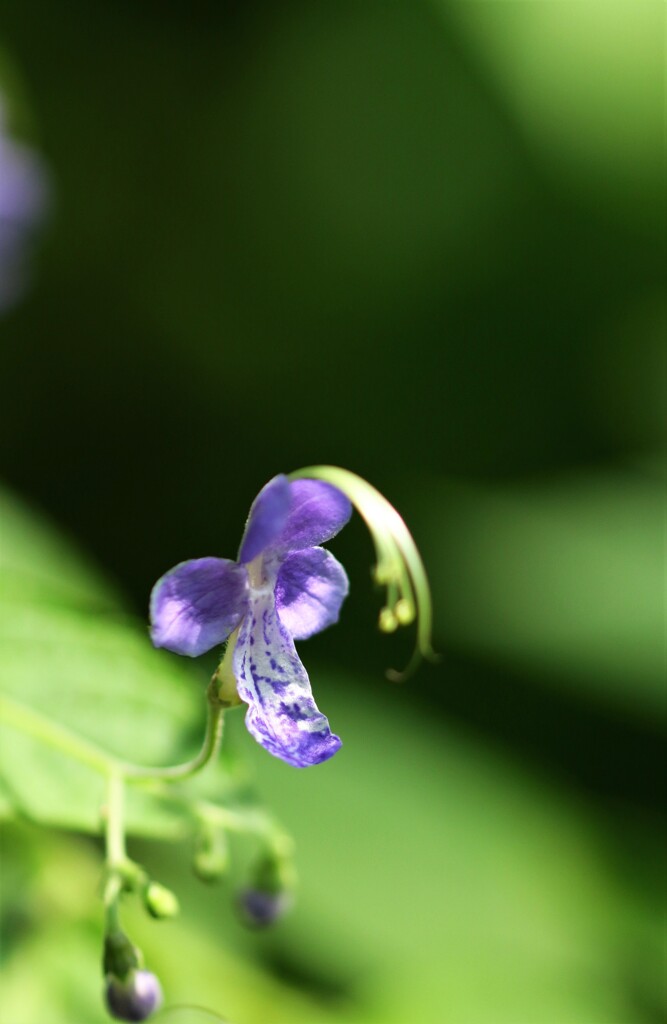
[
  {"x1": 238, "y1": 888, "x2": 293, "y2": 928},
  {"x1": 105, "y1": 969, "x2": 163, "y2": 1022}
]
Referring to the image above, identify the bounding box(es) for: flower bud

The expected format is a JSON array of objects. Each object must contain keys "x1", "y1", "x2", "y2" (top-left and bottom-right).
[
  {"x1": 105, "y1": 969, "x2": 163, "y2": 1022},
  {"x1": 237, "y1": 846, "x2": 295, "y2": 927},
  {"x1": 238, "y1": 887, "x2": 293, "y2": 928},
  {"x1": 143, "y1": 882, "x2": 179, "y2": 920},
  {"x1": 378, "y1": 607, "x2": 398, "y2": 633}
]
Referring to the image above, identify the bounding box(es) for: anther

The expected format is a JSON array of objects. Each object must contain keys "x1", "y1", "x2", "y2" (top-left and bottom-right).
[
  {"x1": 394, "y1": 598, "x2": 415, "y2": 625},
  {"x1": 378, "y1": 608, "x2": 398, "y2": 633}
]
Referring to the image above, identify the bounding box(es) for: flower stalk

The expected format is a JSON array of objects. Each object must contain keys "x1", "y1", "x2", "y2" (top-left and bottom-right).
[
  {"x1": 0, "y1": 683, "x2": 225, "y2": 788},
  {"x1": 122, "y1": 678, "x2": 226, "y2": 783}
]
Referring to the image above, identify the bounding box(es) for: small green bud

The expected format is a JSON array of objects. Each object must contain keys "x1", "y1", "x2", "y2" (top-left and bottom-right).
[
  {"x1": 378, "y1": 607, "x2": 398, "y2": 633},
  {"x1": 143, "y1": 882, "x2": 179, "y2": 920},
  {"x1": 394, "y1": 597, "x2": 415, "y2": 625}
]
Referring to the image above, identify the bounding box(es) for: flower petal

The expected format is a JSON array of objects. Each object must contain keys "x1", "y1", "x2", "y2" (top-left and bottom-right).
[
  {"x1": 238, "y1": 475, "x2": 292, "y2": 564},
  {"x1": 232, "y1": 590, "x2": 341, "y2": 767},
  {"x1": 0, "y1": 109, "x2": 49, "y2": 311},
  {"x1": 276, "y1": 547, "x2": 349, "y2": 640},
  {"x1": 279, "y1": 479, "x2": 352, "y2": 551},
  {"x1": 150, "y1": 557, "x2": 248, "y2": 657}
]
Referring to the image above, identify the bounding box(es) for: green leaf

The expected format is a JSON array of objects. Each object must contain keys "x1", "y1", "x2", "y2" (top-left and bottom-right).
[{"x1": 0, "y1": 484, "x2": 209, "y2": 836}]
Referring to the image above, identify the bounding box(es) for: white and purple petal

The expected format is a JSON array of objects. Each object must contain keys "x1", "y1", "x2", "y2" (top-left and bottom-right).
[
  {"x1": 276, "y1": 547, "x2": 349, "y2": 640},
  {"x1": 278, "y1": 479, "x2": 352, "y2": 551},
  {"x1": 238, "y1": 475, "x2": 292, "y2": 564},
  {"x1": 150, "y1": 557, "x2": 248, "y2": 657},
  {"x1": 232, "y1": 589, "x2": 341, "y2": 768}
]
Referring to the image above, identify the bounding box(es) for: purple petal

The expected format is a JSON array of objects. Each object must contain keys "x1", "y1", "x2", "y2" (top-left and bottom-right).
[
  {"x1": 238, "y1": 475, "x2": 292, "y2": 564},
  {"x1": 150, "y1": 557, "x2": 248, "y2": 657},
  {"x1": 0, "y1": 136, "x2": 47, "y2": 225},
  {"x1": 232, "y1": 590, "x2": 341, "y2": 768},
  {"x1": 278, "y1": 479, "x2": 352, "y2": 551},
  {"x1": 0, "y1": 107, "x2": 50, "y2": 312},
  {"x1": 276, "y1": 547, "x2": 349, "y2": 640}
]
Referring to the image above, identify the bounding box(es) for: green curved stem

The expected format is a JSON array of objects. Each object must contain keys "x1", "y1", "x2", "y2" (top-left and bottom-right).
[
  {"x1": 0, "y1": 685, "x2": 225, "y2": 786},
  {"x1": 290, "y1": 465, "x2": 437, "y2": 679},
  {"x1": 123, "y1": 687, "x2": 225, "y2": 783}
]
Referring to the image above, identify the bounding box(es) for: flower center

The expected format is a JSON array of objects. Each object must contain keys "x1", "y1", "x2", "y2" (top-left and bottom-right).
[{"x1": 247, "y1": 554, "x2": 274, "y2": 594}]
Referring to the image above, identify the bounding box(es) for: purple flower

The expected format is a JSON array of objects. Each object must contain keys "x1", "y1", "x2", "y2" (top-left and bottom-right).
[
  {"x1": 0, "y1": 100, "x2": 48, "y2": 311},
  {"x1": 150, "y1": 475, "x2": 352, "y2": 768}
]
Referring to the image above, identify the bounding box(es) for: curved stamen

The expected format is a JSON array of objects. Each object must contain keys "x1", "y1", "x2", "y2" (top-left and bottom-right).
[{"x1": 289, "y1": 466, "x2": 437, "y2": 680}]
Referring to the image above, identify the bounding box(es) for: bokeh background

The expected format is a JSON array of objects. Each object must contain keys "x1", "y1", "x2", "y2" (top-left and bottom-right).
[{"x1": 0, "y1": 2, "x2": 664, "y2": 1023}]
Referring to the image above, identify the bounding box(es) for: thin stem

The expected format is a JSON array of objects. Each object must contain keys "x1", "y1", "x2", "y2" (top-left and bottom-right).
[
  {"x1": 103, "y1": 772, "x2": 126, "y2": 932},
  {"x1": 106, "y1": 773, "x2": 126, "y2": 864},
  {"x1": 0, "y1": 686, "x2": 225, "y2": 787},
  {"x1": 123, "y1": 687, "x2": 225, "y2": 783}
]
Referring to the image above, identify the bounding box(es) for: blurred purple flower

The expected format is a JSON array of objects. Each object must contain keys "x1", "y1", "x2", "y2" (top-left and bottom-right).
[
  {"x1": 150, "y1": 475, "x2": 352, "y2": 768},
  {"x1": 238, "y1": 887, "x2": 293, "y2": 927},
  {"x1": 0, "y1": 100, "x2": 48, "y2": 311}
]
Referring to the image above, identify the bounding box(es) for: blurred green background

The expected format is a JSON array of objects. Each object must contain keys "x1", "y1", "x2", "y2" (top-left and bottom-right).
[{"x1": 0, "y1": 2, "x2": 664, "y2": 1023}]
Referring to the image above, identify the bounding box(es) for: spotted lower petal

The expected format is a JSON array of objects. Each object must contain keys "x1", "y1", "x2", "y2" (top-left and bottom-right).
[
  {"x1": 276, "y1": 547, "x2": 349, "y2": 640},
  {"x1": 150, "y1": 557, "x2": 248, "y2": 657},
  {"x1": 232, "y1": 589, "x2": 341, "y2": 768}
]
